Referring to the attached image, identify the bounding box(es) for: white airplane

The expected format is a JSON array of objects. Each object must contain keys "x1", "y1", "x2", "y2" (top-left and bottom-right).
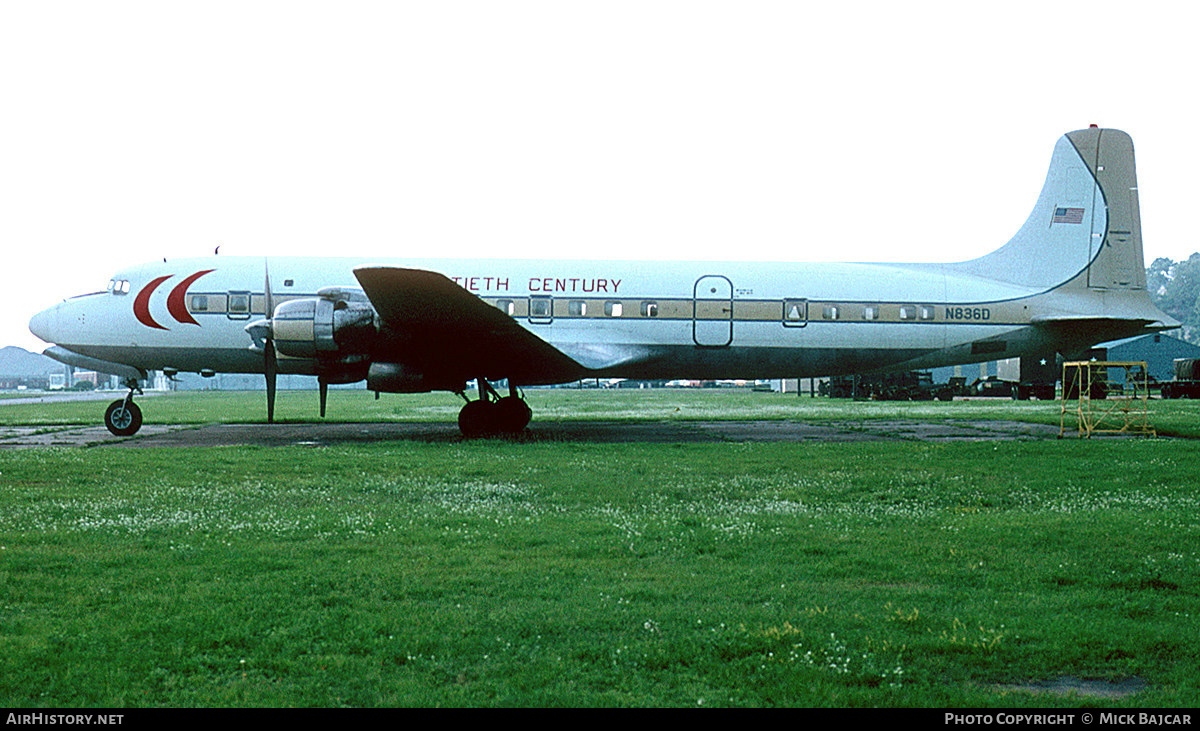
[{"x1": 28, "y1": 126, "x2": 1177, "y2": 437}]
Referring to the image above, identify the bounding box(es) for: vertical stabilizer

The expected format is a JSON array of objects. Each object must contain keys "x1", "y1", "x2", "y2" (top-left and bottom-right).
[{"x1": 947, "y1": 127, "x2": 1146, "y2": 293}]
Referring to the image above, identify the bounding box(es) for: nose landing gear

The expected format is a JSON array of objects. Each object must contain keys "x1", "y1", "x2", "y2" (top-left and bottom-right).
[{"x1": 104, "y1": 378, "x2": 144, "y2": 437}]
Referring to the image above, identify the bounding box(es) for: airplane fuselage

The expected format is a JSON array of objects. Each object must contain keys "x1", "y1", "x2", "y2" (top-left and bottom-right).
[{"x1": 29, "y1": 253, "x2": 1165, "y2": 386}]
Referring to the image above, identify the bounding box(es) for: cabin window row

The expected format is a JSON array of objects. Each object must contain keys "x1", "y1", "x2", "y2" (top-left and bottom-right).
[
  {"x1": 495, "y1": 298, "x2": 661, "y2": 319},
  {"x1": 185, "y1": 292, "x2": 274, "y2": 318},
  {"x1": 189, "y1": 293, "x2": 252, "y2": 315},
  {"x1": 836, "y1": 304, "x2": 937, "y2": 321},
  {"x1": 491, "y1": 298, "x2": 941, "y2": 323},
  {"x1": 180, "y1": 291, "x2": 940, "y2": 323}
]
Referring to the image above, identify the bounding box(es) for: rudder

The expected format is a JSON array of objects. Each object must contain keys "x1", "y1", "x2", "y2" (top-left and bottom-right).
[{"x1": 1065, "y1": 127, "x2": 1146, "y2": 291}]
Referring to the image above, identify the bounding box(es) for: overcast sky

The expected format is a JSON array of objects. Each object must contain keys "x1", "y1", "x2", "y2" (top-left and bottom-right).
[{"x1": 4, "y1": 1, "x2": 1198, "y2": 353}]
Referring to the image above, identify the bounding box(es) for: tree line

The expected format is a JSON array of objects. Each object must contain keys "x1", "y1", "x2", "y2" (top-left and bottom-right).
[{"x1": 1148, "y1": 255, "x2": 1200, "y2": 344}]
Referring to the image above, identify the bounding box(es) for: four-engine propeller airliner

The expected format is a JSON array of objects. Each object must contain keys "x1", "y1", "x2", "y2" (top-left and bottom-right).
[{"x1": 28, "y1": 127, "x2": 1177, "y2": 437}]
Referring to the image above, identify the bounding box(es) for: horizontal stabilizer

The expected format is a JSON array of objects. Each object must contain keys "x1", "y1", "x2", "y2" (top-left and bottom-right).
[
  {"x1": 1031, "y1": 313, "x2": 1176, "y2": 328},
  {"x1": 1029, "y1": 317, "x2": 1178, "y2": 357}
]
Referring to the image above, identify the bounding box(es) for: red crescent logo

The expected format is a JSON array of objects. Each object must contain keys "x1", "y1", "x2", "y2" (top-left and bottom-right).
[
  {"x1": 133, "y1": 276, "x2": 172, "y2": 330},
  {"x1": 167, "y1": 269, "x2": 215, "y2": 325}
]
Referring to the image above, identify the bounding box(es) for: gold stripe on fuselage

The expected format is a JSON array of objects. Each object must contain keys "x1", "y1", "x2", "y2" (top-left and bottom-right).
[{"x1": 177, "y1": 289, "x2": 1027, "y2": 327}]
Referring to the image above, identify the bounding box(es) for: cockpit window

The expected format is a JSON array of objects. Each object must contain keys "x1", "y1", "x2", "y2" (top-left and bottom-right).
[{"x1": 109, "y1": 279, "x2": 131, "y2": 295}]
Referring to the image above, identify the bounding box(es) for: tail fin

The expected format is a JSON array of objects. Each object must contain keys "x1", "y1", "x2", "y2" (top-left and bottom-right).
[{"x1": 949, "y1": 127, "x2": 1146, "y2": 292}]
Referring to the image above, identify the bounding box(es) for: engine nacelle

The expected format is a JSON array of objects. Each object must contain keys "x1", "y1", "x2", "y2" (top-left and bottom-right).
[
  {"x1": 246, "y1": 287, "x2": 378, "y2": 382},
  {"x1": 367, "y1": 362, "x2": 465, "y2": 394}
]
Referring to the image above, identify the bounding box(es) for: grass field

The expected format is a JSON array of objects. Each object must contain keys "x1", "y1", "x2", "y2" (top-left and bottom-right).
[
  {"x1": 1, "y1": 390, "x2": 1198, "y2": 707},
  {"x1": 4, "y1": 385, "x2": 1200, "y2": 437}
]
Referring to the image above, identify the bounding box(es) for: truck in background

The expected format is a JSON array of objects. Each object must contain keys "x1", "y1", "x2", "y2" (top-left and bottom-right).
[{"x1": 1160, "y1": 358, "x2": 1200, "y2": 399}]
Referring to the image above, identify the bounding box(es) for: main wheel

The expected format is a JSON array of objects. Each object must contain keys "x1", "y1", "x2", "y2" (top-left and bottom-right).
[
  {"x1": 494, "y1": 396, "x2": 532, "y2": 434},
  {"x1": 104, "y1": 399, "x2": 143, "y2": 437},
  {"x1": 457, "y1": 399, "x2": 497, "y2": 438}
]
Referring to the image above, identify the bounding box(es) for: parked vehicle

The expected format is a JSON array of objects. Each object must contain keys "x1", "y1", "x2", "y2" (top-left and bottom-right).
[
  {"x1": 968, "y1": 376, "x2": 1017, "y2": 398},
  {"x1": 823, "y1": 371, "x2": 953, "y2": 401},
  {"x1": 1160, "y1": 358, "x2": 1200, "y2": 399}
]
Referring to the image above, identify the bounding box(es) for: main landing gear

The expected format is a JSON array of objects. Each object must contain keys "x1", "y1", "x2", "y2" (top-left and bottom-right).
[
  {"x1": 104, "y1": 378, "x2": 144, "y2": 437},
  {"x1": 457, "y1": 378, "x2": 532, "y2": 438}
]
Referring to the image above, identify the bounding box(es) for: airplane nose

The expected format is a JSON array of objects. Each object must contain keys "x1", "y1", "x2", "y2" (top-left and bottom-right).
[{"x1": 28, "y1": 305, "x2": 57, "y2": 344}]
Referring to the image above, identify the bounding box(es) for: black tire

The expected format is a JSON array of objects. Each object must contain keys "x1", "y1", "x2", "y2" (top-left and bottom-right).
[
  {"x1": 457, "y1": 399, "x2": 497, "y2": 438},
  {"x1": 104, "y1": 400, "x2": 143, "y2": 437},
  {"x1": 494, "y1": 396, "x2": 532, "y2": 434}
]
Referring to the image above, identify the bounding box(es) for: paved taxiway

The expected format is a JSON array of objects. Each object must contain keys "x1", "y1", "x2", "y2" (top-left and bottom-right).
[{"x1": 0, "y1": 419, "x2": 1065, "y2": 449}]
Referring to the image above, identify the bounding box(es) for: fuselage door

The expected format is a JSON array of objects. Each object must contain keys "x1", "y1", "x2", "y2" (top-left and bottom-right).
[{"x1": 693, "y1": 275, "x2": 733, "y2": 347}]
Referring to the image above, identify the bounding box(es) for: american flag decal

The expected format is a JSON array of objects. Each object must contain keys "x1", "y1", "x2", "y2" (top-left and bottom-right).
[{"x1": 1052, "y1": 207, "x2": 1084, "y2": 224}]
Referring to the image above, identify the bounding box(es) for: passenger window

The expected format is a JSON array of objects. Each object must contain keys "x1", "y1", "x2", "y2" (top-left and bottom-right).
[
  {"x1": 605, "y1": 301, "x2": 623, "y2": 317},
  {"x1": 919, "y1": 306, "x2": 935, "y2": 321},
  {"x1": 569, "y1": 300, "x2": 587, "y2": 317},
  {"x1": 228, "y1": 291, "x2": 251, "y2": 319},
  {"x1": 495, "y1": 299, "x2": 515, "y2": 316},
  {"x1": 529, "y1": 296, "x2": 552, "y2": 321},
  {"x1": 190, "y1": 295, "x2": 209, "y2": 312},
  {"x1": 863, "y1": 305, "x2": 880, "y2": 321},
  {"x1": 822, "y1": 305, "x2": 839, "y2": 320},
  {"x1": 899, "y1": 305, "x2": 916, "y2": 320},
  {"x1": 641, "y1": 301, "x2": 659, "y2": 317}
]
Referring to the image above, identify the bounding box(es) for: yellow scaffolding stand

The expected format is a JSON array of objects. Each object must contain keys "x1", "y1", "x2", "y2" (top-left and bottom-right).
[{"x1": 1060, "y1": 361, "x2": 1156, "y2": 438}]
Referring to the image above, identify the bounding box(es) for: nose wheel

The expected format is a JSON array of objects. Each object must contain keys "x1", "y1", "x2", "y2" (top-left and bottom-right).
[
  {"x1": 457, "y1": 379, "x2": 533, "y2": 438},
  {"x1": 103, "y1": 379, "x2": 144, "y2": 437}
]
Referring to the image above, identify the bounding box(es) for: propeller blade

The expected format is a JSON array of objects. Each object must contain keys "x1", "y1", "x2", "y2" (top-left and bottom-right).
[
  {"x1": 265, "y1": 339, "x2": 277, "y2": 423},
  {"x1": 265, "y1": 340, "x2": 276, "y2": 422},
  {"x1": 319, "y1": 377, "x2": 328, "y2": 418},
  {"x1": 264, "y1": 258, "x2": 273, "y2": 316},
  {"x1": 263, "y1": 258, "x2": 276, "y2": 424}
]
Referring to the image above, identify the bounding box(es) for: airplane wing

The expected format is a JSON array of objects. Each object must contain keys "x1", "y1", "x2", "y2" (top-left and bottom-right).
[{"x1": 353, "y1": 266, "x2": 585, "y2": 386}]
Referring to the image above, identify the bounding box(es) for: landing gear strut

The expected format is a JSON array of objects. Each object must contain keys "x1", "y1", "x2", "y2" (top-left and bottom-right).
[
  {"x1": 104, "y1": 378, "x2": 143, "y2": 437},
  {"x1": 457, "y1": 378, "x2": 532, "y2": 438}
]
